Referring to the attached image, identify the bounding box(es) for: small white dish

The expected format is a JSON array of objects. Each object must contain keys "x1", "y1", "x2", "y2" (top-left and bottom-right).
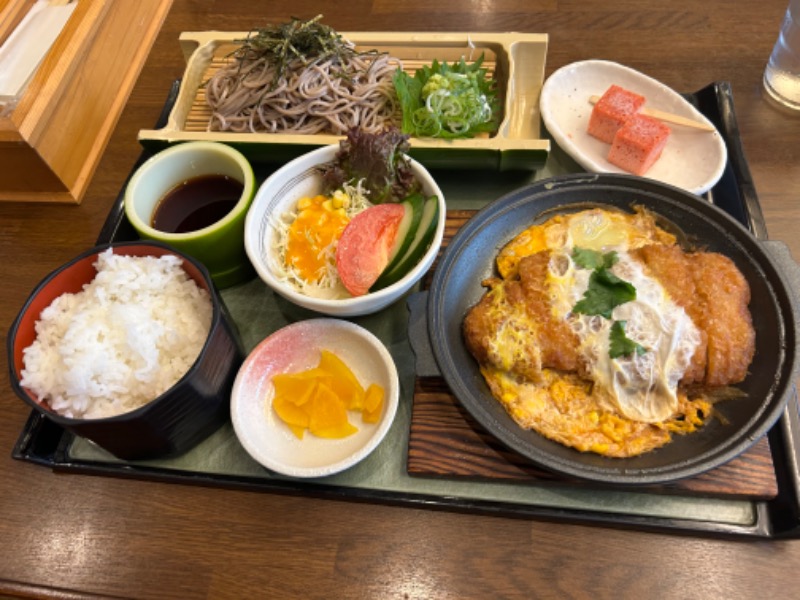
[
  {"x1": 230, "y1": 318, "x2": 399, "y2": 478},
  {"x1": 540, "y1": 60, "x2": 727, "y2": 195}
]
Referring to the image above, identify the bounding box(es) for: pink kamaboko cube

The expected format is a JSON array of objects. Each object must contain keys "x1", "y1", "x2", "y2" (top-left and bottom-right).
[
  {"x1": 588, "y1": 85, "x2": 646, "y2": 144},
  {"x1": 607, "y1": 113, "x2": 671, "y2": 175}
]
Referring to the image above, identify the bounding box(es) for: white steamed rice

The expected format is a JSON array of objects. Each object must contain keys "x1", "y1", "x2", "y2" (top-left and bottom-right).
[{"x1": 20, "y1": 249, "x2": 213, "y2": 420}]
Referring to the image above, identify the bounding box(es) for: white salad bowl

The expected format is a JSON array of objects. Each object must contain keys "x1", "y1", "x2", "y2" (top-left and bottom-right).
[{"x1": 244, "y1": 144, "x2": 446, "y2": 317}]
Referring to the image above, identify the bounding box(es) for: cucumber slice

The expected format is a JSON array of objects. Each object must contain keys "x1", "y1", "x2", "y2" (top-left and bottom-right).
[
  {"x1": 370, "y1": 195, "x2": 439, "y2": 291},
  {"x1": 382, "y1": 193, "x2": 425, "y2": 275}
]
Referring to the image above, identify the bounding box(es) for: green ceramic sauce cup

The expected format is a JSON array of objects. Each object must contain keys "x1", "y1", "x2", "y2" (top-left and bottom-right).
[{"x1": 124, "y1": 142, "x2": 256, "y2": 288}]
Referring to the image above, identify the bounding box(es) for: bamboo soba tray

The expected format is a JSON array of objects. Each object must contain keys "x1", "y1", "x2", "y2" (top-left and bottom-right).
[{"x1": 137, "y1": 31, "x2": 551, "y2": 170}]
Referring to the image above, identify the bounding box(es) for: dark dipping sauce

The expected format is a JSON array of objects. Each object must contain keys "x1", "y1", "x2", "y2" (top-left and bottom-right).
[{"x1": 151, "y1": 174, "x2": 243, "y2": 234}]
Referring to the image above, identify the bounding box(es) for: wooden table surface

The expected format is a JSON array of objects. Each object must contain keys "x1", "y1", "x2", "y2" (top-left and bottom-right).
[{"x1": 2, "y1": 1, "x2": 800, "y2": 598}]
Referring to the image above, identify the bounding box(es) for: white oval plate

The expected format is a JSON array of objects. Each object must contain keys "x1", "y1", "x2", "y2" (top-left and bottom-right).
[
  {"x1": 540, "y1": 60, "x2": 727, "y2": 195},
  {"x1": 230, "y1": 318, "x2": 399, "y2": 478}
]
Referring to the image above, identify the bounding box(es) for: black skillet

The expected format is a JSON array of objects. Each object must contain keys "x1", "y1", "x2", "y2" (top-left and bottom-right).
[{"x1": 423, "y1": 173, "x2": 800, "y2": 486}]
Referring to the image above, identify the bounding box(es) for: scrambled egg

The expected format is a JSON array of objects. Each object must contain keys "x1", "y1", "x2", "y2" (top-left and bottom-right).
[
  {"x1": 284, "y1": 193, "x2": 351, "y2": 283},
  {"x1": 482, "y1": 365, "x2": 711, "y2": 457},
  {"x1": 545, "y1": 248, "x2": 701, "y2": 423},
  {"x1": 496, "y1": 207, "x2": 676, "y2": 279}
]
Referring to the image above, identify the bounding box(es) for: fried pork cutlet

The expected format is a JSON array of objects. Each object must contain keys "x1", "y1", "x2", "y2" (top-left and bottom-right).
[
  {"x1": 465, "y1": 245, "x2": 755, "y2": 389},
  {"x1": 628, "y1": 244, "x2": 709, "y2": 384},
  {"x1": 463, "y1": 251, "x2": 581, "y2": 383},
  {"x1": 632, "y1": 245, "x2": 755, "y2": 386},
  {"x1": 463, "y1": 206, "x2": 757, "y2": 458}
]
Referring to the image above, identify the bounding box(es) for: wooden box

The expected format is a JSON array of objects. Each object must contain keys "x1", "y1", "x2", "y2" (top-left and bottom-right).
[{"x1": 0, "y1": 0, "x2": 172, "y2": 204}]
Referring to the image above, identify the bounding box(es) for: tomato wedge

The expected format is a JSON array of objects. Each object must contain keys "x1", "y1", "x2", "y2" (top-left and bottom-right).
[{"x1": 336, "y1": 203, "x2": 406, "y2": 296}]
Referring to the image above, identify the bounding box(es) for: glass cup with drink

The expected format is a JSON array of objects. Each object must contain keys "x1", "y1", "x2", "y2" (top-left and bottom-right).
[{"x1": 764, "y1": 0, "x2": 800, "y2": 110}]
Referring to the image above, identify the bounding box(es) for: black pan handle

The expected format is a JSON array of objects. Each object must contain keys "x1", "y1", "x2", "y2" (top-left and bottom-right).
[
  {"x1": 763, "y1": 241, "x2": 800, "y2": 360},
  {"x1": 764, "y1": 241, "x2": 800, "y2": 288},
  {"x1": 407, "y1": 291, "x2": 442, "y2": 377}
]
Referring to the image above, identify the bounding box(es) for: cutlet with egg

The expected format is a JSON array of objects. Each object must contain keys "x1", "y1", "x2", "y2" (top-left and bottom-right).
[
  {"x1": 463, "y1": 208, "x2": 756, "y2": 458},
  {"x1": 631, "y1": 244, "x2": 755, "y2": 386},
  {"x1": 463, "y1": 251, "x2": 581, "y2": 383},
  {"x1": 467, "y1": 244, "x2": 755, "y2": 391}
]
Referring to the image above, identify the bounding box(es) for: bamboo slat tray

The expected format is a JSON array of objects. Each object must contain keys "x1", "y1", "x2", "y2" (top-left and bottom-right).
[
  {"x1": 407, "y1": 210, "x2": 779, "y2": 501},
  {"x1": 138, "y1": 30, "x2": 551, "y2": 171}
]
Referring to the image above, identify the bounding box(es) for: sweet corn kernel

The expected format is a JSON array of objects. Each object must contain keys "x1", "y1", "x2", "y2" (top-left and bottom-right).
[{"x1": 332, "y1": 190, "x2": 350, "y2": 209}]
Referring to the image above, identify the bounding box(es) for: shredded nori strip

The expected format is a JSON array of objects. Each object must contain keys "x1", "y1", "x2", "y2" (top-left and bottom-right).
[{"x1": 231, "y1": 15, "x2": 358, "y2": 90}]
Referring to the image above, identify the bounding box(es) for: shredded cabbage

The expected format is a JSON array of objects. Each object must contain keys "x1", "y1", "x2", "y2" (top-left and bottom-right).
[{"x1": 267, "y1": 180, "x2": 373, "y2": 299}]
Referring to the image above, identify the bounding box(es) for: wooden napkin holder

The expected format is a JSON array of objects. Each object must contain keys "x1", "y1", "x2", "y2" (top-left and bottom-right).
[{"x1": 0, "y1": 0, "x2": 172, "y2": 204}]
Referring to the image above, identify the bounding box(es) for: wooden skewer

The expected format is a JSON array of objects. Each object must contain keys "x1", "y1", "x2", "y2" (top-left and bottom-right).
[{"x1": 588, "y1": 94, "x2": 716, "y2": 132}]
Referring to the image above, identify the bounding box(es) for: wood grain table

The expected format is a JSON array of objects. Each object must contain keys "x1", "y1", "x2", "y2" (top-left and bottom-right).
[{"x1": 2, "y1": 1, "x2": 800, "y2": 598}]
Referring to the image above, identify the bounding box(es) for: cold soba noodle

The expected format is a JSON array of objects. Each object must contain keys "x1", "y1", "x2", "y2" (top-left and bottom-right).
[{"x1": 205, "y1": 18, "x2": 402, "y2": 134}]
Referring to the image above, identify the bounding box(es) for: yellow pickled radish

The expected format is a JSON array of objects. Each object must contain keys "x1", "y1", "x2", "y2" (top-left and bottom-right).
[
  {"x1": 271, "y1": 370, "x2": 324, "y2": 405},
  {"x1": 308, "y1": 382, "x2": 358, "y2": 438},
  {"x1": 269, "y1": 349, "x2": 384, "y2": 439},
  {"x1": 362, "y1": 383, "x2": 385, "y2": 423},
  {"x1": 273, "y1": 391, "x2": 312, "y2": 429},
  {"x1": 272, "y1": 375, "x2": 316, "y2": 439},
  {"x1": 318, "y1": 349, "x2": 365, "y2": 410}
]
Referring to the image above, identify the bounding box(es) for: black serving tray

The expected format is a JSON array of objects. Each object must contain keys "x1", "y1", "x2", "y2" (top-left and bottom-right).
[{"x1": 12, "y1": 80, "x2": 800, "y2": 538}]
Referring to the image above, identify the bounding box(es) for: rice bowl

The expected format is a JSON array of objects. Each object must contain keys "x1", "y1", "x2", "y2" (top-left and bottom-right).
[
  {"x1": 7, "y1": 241, "x2": 245, "y2": 460},
  {"x1": 20, "y1": 249, "x2": 213, "y2": 420}
]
